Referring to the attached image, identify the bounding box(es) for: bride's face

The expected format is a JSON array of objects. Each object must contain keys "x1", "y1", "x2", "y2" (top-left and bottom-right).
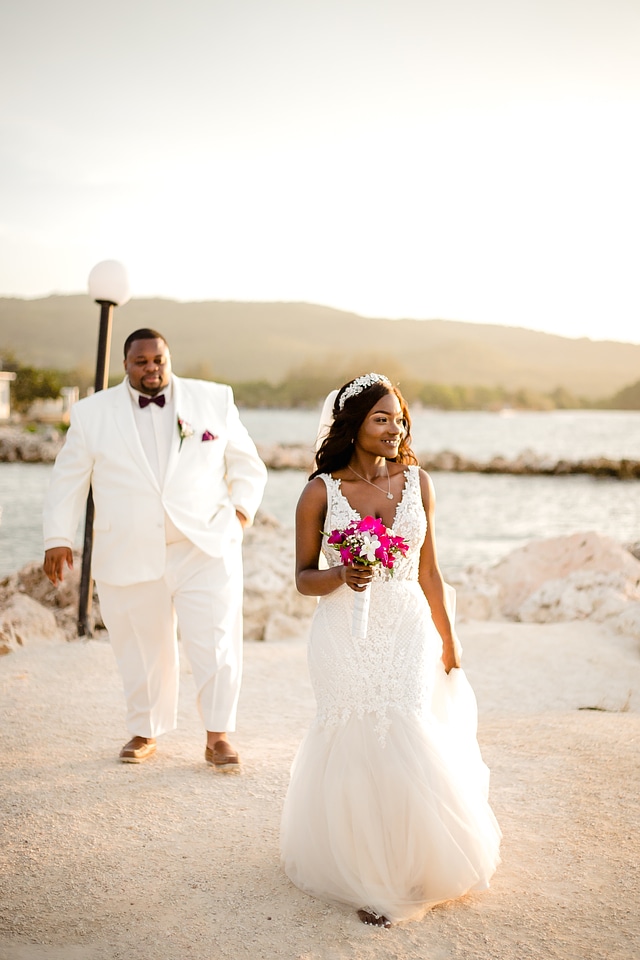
[{"x1": 355, "y1": 391, "x2": 406, "y2": 458}]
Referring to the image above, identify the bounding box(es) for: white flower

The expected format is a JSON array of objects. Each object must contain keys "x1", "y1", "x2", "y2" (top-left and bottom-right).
[{"x1": 358, "y1": 533, "x2": 381, "y2": 563}]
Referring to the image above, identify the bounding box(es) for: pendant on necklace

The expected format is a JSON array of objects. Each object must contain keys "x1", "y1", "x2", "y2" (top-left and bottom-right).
[{"x1": 387, "y1": 492, "x2": 393, "y2": 500}]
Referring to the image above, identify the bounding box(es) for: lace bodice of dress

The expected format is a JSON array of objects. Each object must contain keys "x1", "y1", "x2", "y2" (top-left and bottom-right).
[
  {"x1": 319, "y1": 465, "x2": 427, "y2": 580},
  {"x1": 311, "y1": 465, "x2": 436, "y2": 742}
]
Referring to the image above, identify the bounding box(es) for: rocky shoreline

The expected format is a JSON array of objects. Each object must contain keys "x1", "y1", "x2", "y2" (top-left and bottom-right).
[
  {"x1": 2, "y1": 426, "x2": 640, "y2": 478},
  {"x1": 2, "y1": 513, "x2": 640, "y2": 653},
  {"x1": 0, "y1": 425, "x2": 68, "y2": 463}
]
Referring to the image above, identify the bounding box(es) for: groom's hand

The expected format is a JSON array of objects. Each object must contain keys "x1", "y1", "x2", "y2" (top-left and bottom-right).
[{"x1": 43, "y1": 547, "x2": 74, "y2": 586}]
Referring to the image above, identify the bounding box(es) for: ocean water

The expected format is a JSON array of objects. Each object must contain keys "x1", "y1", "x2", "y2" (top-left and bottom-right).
[
  {"x1": 241, "y1": 407, "x2": 640, "y2": 461},
  {"x1": 2, "y1": 409, "x2": 640, "y2": 577}
]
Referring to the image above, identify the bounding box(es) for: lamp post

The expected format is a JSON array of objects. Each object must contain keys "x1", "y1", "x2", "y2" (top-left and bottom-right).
[{"x1": 77, "y1": 260, "x2": 131, "y2": 637}]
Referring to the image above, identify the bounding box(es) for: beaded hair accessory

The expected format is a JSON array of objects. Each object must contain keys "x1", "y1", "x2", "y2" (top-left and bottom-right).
[{"x1": 337, "y1": 373, "x2": 390, "y2": 411}]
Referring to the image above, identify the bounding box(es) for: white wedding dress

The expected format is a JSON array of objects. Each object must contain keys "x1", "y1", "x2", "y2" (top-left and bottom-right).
[{"x1": 280, "y1": 466, "x2": 501, "y2": 923}]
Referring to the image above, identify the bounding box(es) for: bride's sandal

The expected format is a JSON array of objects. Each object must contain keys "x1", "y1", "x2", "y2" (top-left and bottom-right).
[{"x1": 357, "y1": 909, "x2": 391, "y2": 928}]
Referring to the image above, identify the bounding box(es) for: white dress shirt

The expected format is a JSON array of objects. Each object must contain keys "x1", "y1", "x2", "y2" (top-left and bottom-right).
[
  {"x1": 127, "y1": 378, "x2": 187, "y2": 544},
  {"x1": 127, "y1": 378, "x2": 174, "y2": 485}
]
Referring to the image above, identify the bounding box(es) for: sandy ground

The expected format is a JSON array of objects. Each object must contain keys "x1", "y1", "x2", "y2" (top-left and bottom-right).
[{"x1": 1, "y1": 618, "x2": 640, "y2": 960}]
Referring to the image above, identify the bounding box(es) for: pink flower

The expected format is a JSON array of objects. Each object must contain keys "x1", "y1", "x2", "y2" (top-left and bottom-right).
[
  {"x1": 177, "y1": 416, "x2": 194, "y2": 450},
  {"x1": 339, "y1": 546, "x2": 353, "y2": 565},
  {"x1": 357, "y1": 515, "x2": 375, "y2": 528},
  {"x1": 392, "y1": 536, "x2": 409, "y2": 556},
  {"x1": 375, "y1": 543, "x2": 389, "y2": 563}
]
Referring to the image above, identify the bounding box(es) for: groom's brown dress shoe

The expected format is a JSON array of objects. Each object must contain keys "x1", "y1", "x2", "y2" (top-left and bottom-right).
[
  {"x1": 205, "y1": 740, "x2": 241, "y2": 773},
  {"x1": 119, "y1": 737, "x2": 156, "y2": 763}
]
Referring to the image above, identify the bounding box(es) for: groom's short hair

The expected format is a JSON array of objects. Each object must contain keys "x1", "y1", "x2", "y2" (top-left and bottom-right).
[{"x1": 123, "y1": 329, "x2": 169, "y2": 358}]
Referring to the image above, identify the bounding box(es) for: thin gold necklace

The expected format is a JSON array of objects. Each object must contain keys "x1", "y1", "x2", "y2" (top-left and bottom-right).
[{"x1": 348, "y1": 462, "x2": 394, "y2": 500}]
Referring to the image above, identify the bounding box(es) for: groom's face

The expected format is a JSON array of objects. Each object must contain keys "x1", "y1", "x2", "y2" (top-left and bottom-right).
[{"x1": 124, "y1": 338, "x2": 172, "y2": 396}]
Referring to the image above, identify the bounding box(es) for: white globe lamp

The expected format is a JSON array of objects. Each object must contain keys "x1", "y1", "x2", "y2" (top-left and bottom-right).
[
  {"x1": 79, "y1": 259, "x2": 131, "y2": 638},
  {"x1": 88, "y1": 259, "x2": 131, "y2": 306}
]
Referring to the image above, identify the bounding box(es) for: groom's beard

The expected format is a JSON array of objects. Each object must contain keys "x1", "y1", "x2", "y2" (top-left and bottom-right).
[{"x1": 139, "y1": 373, "x2": 170, "y2": 395}]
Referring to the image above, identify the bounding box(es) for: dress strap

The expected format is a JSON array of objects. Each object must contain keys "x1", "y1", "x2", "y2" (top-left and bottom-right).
[
  {"x1": 317, "y1": 473, "x2": 335, "y2": 523},
  {"x1": 406, "y1": 464, "x2": 422, "y2": 502},
  {"x1": 316, "y1": 474, "x2": 340, "y2": 570},
  {"x1": 317, "y1": 472, "x2": 333, "y2": 494}
]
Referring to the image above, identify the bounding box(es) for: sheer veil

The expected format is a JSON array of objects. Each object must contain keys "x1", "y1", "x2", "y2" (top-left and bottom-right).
[{"x1": 315, "y1": 389, "x2": 339, "y2": 453}]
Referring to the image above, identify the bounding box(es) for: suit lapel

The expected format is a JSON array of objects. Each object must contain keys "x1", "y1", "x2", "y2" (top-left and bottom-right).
[{"x1": 163, "y1": 376, "x2": 186, "y2": 487}]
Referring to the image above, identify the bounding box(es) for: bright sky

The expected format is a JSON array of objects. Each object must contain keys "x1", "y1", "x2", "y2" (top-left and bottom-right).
[{"x1": 1, "y1": 0, "x2": 639, "y2": 342}]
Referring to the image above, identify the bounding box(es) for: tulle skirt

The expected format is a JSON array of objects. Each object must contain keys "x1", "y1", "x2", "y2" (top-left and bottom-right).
[{"x1": 280, "y1": 664, "x2": 501, "y2": 923}]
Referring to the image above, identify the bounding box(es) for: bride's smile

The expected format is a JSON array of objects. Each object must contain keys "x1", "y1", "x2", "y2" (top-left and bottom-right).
[{"x1": 353, "y1": 393, "x2": 405, "y2": 463}]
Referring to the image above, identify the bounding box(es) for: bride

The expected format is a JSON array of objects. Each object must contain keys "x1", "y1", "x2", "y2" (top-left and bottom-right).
[{"x1": 280, "y1": 373, "x2": 501, "y2": 927}]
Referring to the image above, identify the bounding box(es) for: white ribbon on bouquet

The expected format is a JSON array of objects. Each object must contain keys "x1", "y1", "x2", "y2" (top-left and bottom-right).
[{"x1": 351, "y1": 584, "x2": 371, "y2": 639}]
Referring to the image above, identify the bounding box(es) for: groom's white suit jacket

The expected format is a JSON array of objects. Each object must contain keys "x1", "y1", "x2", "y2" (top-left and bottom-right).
[{"x1": 43, "y1": 376, "x2": 267, "y2": 586}]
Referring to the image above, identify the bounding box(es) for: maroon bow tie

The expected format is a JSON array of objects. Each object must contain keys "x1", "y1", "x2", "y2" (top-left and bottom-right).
[{"x1": 139, "y1": 394, "x2": 166, "y2": 408}]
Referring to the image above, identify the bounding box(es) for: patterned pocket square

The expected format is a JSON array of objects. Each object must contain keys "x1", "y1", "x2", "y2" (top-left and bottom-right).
[{"x1": 201, "y1": 430, "x2": 218, "y2": 442}]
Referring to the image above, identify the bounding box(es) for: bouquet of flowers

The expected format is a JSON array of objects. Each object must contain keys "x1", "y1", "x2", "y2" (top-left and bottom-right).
[{"x1": 325, "y1": 516, "x2": 409, "y2": 639}]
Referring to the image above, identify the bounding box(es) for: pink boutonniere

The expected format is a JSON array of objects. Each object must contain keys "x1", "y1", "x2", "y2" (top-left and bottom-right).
[
  {"x1": 177, "y1": 416, "x2": 194, "y2": 450},
  {"x1": 201, "y1": 430, "x2": 218, "y2": 442}
]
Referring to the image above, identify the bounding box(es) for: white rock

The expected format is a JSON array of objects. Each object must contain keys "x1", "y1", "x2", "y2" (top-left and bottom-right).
[
  {"x1": 263, "y1": 611, "x2": 312, "y2": 642},
  {"x1": 446, "y1": 567, "x2": 504, "y2": 621},
  {"x1": 0, "y1": 593, "x2": 63, "y2": 645},
  {"x1": 241, "y1": 515, "x2": 316, "y2": 640},
  {"x1": 610, "y1": 602, "x2": 640, "y2": 641},
  {"x1": 491, "y1": 532, "x2": 640, "y2": 620},
  {"x1": 517, "y1": 571, "x2": 636, "y2": 623}
]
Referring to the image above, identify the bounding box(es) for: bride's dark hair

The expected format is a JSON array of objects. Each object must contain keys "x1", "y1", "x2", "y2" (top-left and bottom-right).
[{"x1": 310, "y1": 378, "x2": 419, "y2": 479}]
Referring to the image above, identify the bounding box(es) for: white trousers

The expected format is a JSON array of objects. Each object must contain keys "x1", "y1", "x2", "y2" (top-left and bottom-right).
[{"x1": 97, "y1": 539, "x2": 243, "y2": 739}]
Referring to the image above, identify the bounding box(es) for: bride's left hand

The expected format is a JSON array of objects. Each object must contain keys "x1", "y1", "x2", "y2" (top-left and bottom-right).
[{"x1": 441, "y1": 640, "x2": 461, "y2": 674}]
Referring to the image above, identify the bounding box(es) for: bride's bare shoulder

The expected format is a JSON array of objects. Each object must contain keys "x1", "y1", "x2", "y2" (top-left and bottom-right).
[
  {"x1": 298, "y1": 476, "x2": 328, "y2": 509},
  {"x1": 296, "y1": 478, "x2": 331, "y2": 531}
]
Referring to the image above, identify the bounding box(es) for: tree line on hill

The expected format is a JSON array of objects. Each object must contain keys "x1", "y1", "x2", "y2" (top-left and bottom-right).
[
  {"x1": 3, "y1": 296, "x2": 640, "y2": 399},
  {"x1": 225, "y1": 374, "x2": 592, "y2": 411},
  {"x1": 3, "y1": 350, "x2": 640, "y2": 414}
]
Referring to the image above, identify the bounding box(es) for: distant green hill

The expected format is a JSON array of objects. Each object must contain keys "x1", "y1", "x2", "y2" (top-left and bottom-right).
[{"x1": 0, "y1": 295, "x2": 637, "y2": 399}]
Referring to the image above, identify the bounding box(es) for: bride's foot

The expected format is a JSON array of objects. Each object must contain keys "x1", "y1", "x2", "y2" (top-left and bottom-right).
[{"x1": 357, "y1": 909, "x2": 391, "y2": 928}]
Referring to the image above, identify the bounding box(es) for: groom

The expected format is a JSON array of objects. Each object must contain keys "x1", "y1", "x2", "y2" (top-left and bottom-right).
[{"x1": 43, "y1": 328, "x2": 267, "y2": 770}]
